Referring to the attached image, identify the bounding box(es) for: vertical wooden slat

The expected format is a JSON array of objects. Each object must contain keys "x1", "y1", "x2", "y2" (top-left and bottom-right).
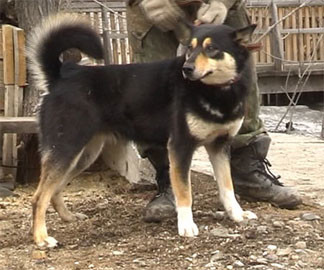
[
  {"x1": 110, "y1": 12, "x2": 118, "y2": 64},
  {"x1": 284, "y1": 8, "x2": 292, "y2": 61},
  {"x1": 311, "y1": 6, "x2": 318, "y2": 60},
  {"x1": 2, "y1": 25, "x2": 14, "y2": 84},
  {"x1": 265, "y1": 9, "x2": 271, "y2": 63},
  {"x1": 319, "y1": 6, "x2": 324, "y2": 60},
  {"x1": 270, "y1": 2, "x2": 284, "y2": 71},
  {"x1": 291, "y1": 9, "x2": 298, "y2": 61},
  {"x1": 298, "y1": 7, "x2": 304, "y2": 62},
  {"x1": 118, "y1": 11, "x2": 127, "y2": 64},
  {"x1": 305, "y1": 7, "x2": 311, "y2": 59},
  {"x1": 258, "y1": 8, "x2": 265, "y2": 63},
  {"x1": 102, "y1": 7, "x2": 112, "y2": 64},
  {"x1": 15, "y1": 29, "x2": 26, "y2": 87}
]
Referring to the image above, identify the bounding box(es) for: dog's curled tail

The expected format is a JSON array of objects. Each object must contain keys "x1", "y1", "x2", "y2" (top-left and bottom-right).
[{"x1": 27, "y1": 13, "x2": 104, "y2": 92}]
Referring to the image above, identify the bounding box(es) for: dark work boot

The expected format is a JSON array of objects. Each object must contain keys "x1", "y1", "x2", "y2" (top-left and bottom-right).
[
  {"x1": 139, "y1": 146, "x2": 176, "y2": 222},
  {"x1": 231, "y1": 135, "x2": 302, "y2": 209},
  {"x1": 143, "y1": 186, "x2": 176, "y2": 222}
]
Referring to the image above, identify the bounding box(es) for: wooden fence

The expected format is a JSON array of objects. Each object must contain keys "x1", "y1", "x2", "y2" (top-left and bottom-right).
[
  {"x1": 69, "y1": 0, "x2": 130, "y2": 64},
  {"x1": 247, "y1": 0, "x2": 324, "y2": 74}
]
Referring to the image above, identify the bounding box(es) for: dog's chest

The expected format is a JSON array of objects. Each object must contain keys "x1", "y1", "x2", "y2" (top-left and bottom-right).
[{"x1": 186, "y1": 112, "x2": 243, "y2": 143}]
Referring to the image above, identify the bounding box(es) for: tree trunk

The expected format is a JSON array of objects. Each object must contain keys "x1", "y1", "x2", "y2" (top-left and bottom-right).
[{"x1": 14, "y1": 0, "x2": 62, "y2": 183}]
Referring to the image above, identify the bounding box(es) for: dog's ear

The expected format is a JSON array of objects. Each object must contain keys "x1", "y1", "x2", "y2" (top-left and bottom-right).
[
  {"x1": 174, "y1": 20, "x2": 194, "y2": 45},
  {"x1": 232, "y1": 24, "x2": 257, "y2": 47}
]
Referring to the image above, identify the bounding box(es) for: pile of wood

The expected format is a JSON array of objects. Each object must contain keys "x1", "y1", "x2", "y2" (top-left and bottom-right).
[{"x1": 0, "y1": 24, "x2": 36, "y2": 180}]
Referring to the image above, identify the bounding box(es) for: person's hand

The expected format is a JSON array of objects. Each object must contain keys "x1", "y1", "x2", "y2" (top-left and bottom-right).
[
  {"x1": 140, "y1": 0, "x2": 185, "y2": 31},
  {"x1": 196, "y1": 0, "x2": 228, "y2": 25}
]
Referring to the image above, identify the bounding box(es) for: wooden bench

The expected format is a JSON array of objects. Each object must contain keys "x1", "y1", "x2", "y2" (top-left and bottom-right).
[{"x1": 0, "y1": 116, "x2": 37, "y2": 179}]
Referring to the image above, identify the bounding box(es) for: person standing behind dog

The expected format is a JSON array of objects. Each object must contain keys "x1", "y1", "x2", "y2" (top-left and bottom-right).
[{"x1": 126, "y1": 0, "x2": 302, "y2": 222}]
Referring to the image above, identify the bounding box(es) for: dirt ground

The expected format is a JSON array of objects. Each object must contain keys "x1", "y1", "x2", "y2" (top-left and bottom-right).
[{"x1": 1, "y1": 133, "x2": 324, "y2": 270}]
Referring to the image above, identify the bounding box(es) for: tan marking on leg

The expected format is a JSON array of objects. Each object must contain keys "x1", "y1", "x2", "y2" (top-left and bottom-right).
[
  {"x1": 168, "y1": 150, "x2": 192, "y2": 208},
  {"x1": 32, "y1": 161, "x2": 63, "y2": 246}
]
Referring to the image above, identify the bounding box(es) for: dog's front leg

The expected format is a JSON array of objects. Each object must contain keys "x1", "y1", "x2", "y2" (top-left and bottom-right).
[
  {"x1": 168, "y1": 138, "x2": 198, "y2": 237},
  {"x1": 205, "y1": 142, "x2": 257, "y2": 222}
]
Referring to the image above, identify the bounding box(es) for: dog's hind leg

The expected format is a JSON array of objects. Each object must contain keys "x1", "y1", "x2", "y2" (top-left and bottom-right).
[
  {"x1": 205, "y1": 142, "x2": 257, "y2": 223},
  {"x1": 33, "y1": 134, "x2": 105, "y2": 247},
  {"x1": 51, "y1": 134, "x2": 106, "y2": 223},
  {"x1": 32, "y1": 154, "x2": 69, "y2": 248}
]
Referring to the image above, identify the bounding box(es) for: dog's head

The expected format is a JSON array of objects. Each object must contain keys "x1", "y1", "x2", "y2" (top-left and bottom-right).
[{"x1": 178, "y1": 24, "x2": 257, "y2": 86}]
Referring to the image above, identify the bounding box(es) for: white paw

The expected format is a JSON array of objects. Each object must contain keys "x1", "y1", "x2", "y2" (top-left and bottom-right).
[
  {"x1": 228, "y1": 206, "x2": 244, "y2": 223},
  {"x1": 178, "y1": 220, "x2": 199, "y2": 237},
  {"x1": 177, "y1": 207, "x2": 199, "y2": 237},
  {"x1": 37, "y1": 236, "x2": 58, "y2": 248},
  {"x1": 242, "y1": 210, "x2": 257, "y2": 220}
]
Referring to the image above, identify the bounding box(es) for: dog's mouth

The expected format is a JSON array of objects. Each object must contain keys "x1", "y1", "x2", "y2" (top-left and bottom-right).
[{"x1": 183, "y1": 70, "x2": 213, "y2": 81}]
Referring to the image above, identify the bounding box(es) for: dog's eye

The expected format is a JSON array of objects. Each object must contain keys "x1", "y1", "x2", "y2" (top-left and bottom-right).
[
  {"x1": 205, "y1": 45, "x2": 224, "y2": 59},
  {"x1": 186, "y1": 45, "x2": 193, "y2": 57}
]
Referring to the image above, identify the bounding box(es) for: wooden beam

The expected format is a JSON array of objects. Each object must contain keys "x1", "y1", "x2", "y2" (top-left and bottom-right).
[
  {"x1": 14, "y1": 28, "x2": 26, "y2": 87},
  {"x1": 0, "y1": 117, "x2": 37, "y2": 134},
  {"x1": 101, "y1": 4, "x2": 112, "y2": 64},
  {"x1": 270, "y1": 2, "x2": 284, "y2": 71},
  {"x1": 247, "y1": 0, "x2": 324, "y2": 7},
  {"x1": 2, "y1": 25, "x2": 14, "y2": 85}
]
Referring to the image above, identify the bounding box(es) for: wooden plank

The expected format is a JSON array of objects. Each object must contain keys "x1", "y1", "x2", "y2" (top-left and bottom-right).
[
  {"x1": 110, "y1": 12, "x2": 118, "y2": 64},
  {"x1": 319, "y1": 6, "x2": 324, "y2": 60},
  {"x1": 291, "y1": 8, "x2": 298, "y2": 61},
  {"x1": 101, "y1": 6, "x2": 112, "y2": 64},
  {"x1": 264, "y1": 9, "x2": 271, "y2": 63},
  {"x1": 70, "y1": 1, "x2": 126, "y2": 11},
  {"x1": 258, "y1": 8, "x2": 266, "y2": 63},
  {"x1": 0, "y1": 61, "x2": 3, "y2": 111},
  {"x1": 118, "y1": 11, "x2": 127, "y2": 64},
  {"x1": 305, "y1": 7, "x2": 311, "y2": 59},
  {"x1": 298, "y1": 7, "x2": 304, "y2": 62},
  {"x1": 14, "y1": 28, "x2": 26, "y2": 86},
  {"x1": 285, "y1": 8, "x2": 292, "y2": 61},
  {"x1": 270, "y1": 2, "x2": 284, "y2": 70},
  {"x1": 246, "y1": 0, "x2": 324, "y2": 7},
  {"x1": 256, "y1": 27, "x2": 324, "y2": 35},
  {"x1": 0, "y1": 117, "x2": 37, "y2": 133},
  {"x1": 0, "y1": 28, "x2": 3, "y2": 59},
  {"x1": 3, "y1": 85, "x2": 15, "y2": 174},
  {"x1": 311, "y1": 6, "x2": 318, "y2": 60},
  {"x1": 2, "y1": 25, "x2": 14, "y2": 85}
]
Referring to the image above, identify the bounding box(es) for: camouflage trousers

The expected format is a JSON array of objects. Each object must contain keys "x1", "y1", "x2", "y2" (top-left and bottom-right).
[{"x1": 126, "y1": 4, "x2": 267, "y2": 149}]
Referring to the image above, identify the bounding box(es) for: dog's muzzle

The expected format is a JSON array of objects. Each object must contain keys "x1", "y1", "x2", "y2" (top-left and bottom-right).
[{"x1": 182, "y1": 63, "x2": 195, "y2": 79}]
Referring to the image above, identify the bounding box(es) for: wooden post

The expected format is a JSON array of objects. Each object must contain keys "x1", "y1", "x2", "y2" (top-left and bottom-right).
[
  {"x1": 270, "y1": 2, "x2": 284, "y2": 71},
  {"x1": 101, "y1": 4, "x2": 112, "y2": 64},
  {"x1": 322, "y1": 113, "x2": 324, "y2": 139}
]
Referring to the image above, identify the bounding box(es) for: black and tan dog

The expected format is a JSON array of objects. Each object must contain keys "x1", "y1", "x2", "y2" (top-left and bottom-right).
[{"x1": 28, "y1": 14, "x2": 257, "y2": 247}]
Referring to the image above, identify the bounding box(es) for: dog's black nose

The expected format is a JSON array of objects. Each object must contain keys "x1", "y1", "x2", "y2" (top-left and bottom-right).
[{"x1": 182, "y1": 64, "x2": 195, "y2": 76}]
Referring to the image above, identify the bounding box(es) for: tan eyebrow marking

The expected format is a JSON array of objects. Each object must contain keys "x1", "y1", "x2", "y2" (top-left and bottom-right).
[
  {"x1": 202, "y1": 37, "x2": 212, "y2": 49},
  {"x1": 191, "y1": 38, "x2": 198, "y2": 49}
]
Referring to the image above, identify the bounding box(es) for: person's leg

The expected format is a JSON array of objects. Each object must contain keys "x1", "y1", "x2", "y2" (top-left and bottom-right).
[
  {"x1": 127, "y1": 4, "x2": 178, "y2": 221},
  {"x1": 225, "y1": 5, "x2": 302, "y2": 208}
]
